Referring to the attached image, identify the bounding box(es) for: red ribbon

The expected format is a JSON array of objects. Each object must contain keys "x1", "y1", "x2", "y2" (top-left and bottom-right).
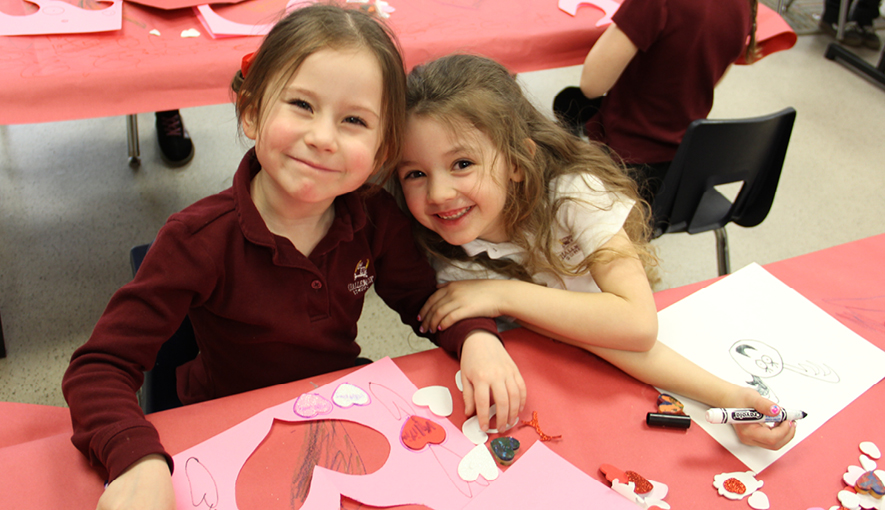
[{"x1": 241, "y1": 52, "x2": 256, "y2": 78}]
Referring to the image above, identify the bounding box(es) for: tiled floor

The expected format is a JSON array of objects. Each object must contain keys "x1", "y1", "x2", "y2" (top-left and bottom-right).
[{"x1": 1, "y1": 31, "x2": 883, "y2": 408}]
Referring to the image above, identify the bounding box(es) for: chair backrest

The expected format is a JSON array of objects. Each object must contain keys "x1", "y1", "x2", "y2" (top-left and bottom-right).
[
  {"x1": 652, "y1": 107, "x2": 796, "y2": 236},
  {"x1": 130, "y1": 243, "x2": 199, "y2": 414}
]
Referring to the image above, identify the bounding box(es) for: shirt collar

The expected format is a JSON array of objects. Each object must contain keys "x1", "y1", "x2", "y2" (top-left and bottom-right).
[
  {"x1": 462, "y1": 238, "x2": 524, "y2": 260},
  {"x1": 232, "y1": 148, "x2": 368, "y2": 256}
]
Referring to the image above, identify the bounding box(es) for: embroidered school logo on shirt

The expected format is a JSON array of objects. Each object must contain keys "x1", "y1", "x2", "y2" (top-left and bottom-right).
[
  {"x1": 348, "y1": 259, "x2": 375, "y2": 295},
  {"x1": 557, "y1": 235, "x2": 581, "y2": 262}
]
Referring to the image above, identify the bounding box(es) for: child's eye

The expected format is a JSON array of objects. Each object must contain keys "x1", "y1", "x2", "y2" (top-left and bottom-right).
[
  {"x1": 290, "y1": 99, "x2": 312, "y2": 112},
  {"x1": 344, "y1": 116, "x2": 368, "y2": 128},
  {"x1": 454, "y1": 160, "x2": 473, "y2": 170},
  {"x1": 400, "y1": 169, "x2": 426, "y2": 180}
]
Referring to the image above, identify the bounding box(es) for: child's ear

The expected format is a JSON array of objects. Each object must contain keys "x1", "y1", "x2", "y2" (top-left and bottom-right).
[
  {"x1": 510, "y1": 163, "x2": 525, "y2": 183},
  {"x1": 242, "y1": 105, "x2": 259, "y2": 141},
  {"x1": 524, "y1": 138, "x2": 537, "y2": 157},
  {"x1": 510, "y1": 138, "x2": 537, "y2": 183}
]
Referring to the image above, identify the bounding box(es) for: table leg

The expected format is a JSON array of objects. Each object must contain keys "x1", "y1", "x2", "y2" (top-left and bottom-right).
[{"x1": 127, "y1": 114, "x2": 141, "y2": 168}]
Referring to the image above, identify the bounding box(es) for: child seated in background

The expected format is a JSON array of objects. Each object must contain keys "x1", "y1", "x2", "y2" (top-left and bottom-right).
[{"x1": 390, "y1": 53, "x2": 796, "y2": 451}]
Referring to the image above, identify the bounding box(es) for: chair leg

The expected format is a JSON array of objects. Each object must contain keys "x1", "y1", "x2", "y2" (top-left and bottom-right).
[
  {"x1": 714, "y1": 228, "x2": 731, "y2": 276},
  {"x1": 0, "y1": 310, "x2": 6, "y2": 358}
]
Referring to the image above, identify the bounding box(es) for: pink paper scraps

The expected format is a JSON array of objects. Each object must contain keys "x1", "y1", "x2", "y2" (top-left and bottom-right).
[
  {"x1": 170, "y1": 357, "x2": 495, "y2": 510},
  {"x1": 0, "y1": 0, "x2": 122, "y2": 36},
  {"x1": 557, "y1": 0, "x2": 620, "y2": 27},
  {"x1": 169, "y1": 357, "x2": 639, "y2": 509},
  {"x1": 194, "y1": 0, "x2": 309, "y2": 39}
]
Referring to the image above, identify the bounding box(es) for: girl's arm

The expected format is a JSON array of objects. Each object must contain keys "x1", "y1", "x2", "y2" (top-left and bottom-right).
[
  {"x1": 582, "y1": 342, "x2": 797, "y2": 450},
  {"x1": 419, "y1": 230, "x2": 658, "y2": 352},
  {"x1": 459, "y1": 331, "x2": 527, "y2": 432},
  {"x1": 96, "y1": 455, "x2": 175, "y2": 510},
  {"x1": 579, "y1": 23, "x2": 638, "y2": 98}
]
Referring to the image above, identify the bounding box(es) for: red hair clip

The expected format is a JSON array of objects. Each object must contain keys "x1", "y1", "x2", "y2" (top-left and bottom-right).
[{"x1": 241, "y1": 51, "x2": 256, "y2": 78}]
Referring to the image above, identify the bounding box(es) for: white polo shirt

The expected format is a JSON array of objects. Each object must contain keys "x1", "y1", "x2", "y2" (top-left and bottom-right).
[{"x1": 435, "y1": 173, "x2": 634, "y2": 294}]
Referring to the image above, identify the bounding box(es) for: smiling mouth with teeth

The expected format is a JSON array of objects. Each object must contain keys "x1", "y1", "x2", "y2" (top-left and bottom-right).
[{"x1": 436, "y1": 206, "x2": 473, "y2": 220}]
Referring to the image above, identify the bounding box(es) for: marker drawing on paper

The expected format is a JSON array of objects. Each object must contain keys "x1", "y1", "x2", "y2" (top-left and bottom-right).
[
  {"x1": 655, "y1": 263, "x2": 885, "y2": 473},
  {"x1": 729, "y1": 339, "x2": 839, "y2": 403}
]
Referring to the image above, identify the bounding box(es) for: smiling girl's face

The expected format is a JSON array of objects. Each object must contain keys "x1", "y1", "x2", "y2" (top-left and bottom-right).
[
  {"x1": 243, "y1": 47, "x2": 385, "y2": 210},
  {"x1": 396, "y1": 114, "x2": 523, "y2": 246}
]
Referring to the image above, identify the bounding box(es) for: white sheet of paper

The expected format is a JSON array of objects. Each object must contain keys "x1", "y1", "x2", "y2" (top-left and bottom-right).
[{"x1": 656, "y1": 263, "x2": 885, "y2": 473}]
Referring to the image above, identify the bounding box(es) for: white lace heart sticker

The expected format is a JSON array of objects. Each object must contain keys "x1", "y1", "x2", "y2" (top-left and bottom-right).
[
  {"x1": 332, "y1": 382, "x2": 370, "y2": 408},
  {"x1": 457, "y1": 444, "x2": 499, "y2": 482},
  {"x1": 412, "y1": 385, "x2": 453, "y2": 417}
]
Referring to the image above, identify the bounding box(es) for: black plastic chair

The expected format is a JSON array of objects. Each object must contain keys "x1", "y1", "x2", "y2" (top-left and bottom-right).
[
  {"x1": 651, "y1": 107, "x2": 797, "y2": 276},
  {"x1": 130, "y1": 243, "x2": 199, "y2": 414}
]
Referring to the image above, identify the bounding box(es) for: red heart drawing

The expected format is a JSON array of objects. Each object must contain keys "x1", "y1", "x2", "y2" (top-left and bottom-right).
[{"x1": 400, "y1": 415, "x2": 446, "y2": 451}]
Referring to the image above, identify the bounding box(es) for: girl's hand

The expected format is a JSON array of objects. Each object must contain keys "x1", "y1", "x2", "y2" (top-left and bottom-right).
[
  {"x1": 419, "y1": 280, "x2": 512, "y2": 333},
  {"x1": 459, "y1": 331, "x2": 526, "y2": 432},
  {"x1": 726, "y1": 388, "x2": 797, "y2": 450},
  {"x1": 97, "y1": 454, "x2": 175, "y2": 510}
]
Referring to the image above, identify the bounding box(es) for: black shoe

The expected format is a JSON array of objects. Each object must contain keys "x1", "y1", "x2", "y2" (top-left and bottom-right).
[
  {"x1": 155, "y1": 110, "x2": 194, "y2": 167},
  {"x1": 819, "y1": 19, "x2": 864, "y2": 47},
  {"x1": 859, "y1": 24, "x2": 881, "y2": 50}
]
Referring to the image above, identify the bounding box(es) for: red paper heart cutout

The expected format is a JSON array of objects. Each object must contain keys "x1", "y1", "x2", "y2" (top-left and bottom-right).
[
  {"x1": 599, "y1": 463, "x2": 628, "y2": 483},
  {"x1": 400, "y1": 415, "x2": 446, "y2": 450}
]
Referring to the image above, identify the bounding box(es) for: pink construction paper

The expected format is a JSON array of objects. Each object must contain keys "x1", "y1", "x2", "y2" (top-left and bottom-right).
[
  {"x1": 170, "y1": 357, "x2": 494, "y2": 510},
  {"x1": 462, "y1": 442, "x2": 639, "y2": 510},
  {"x1": 194, "y1": 0, "x2": 305, "y2": 39},
  {"x1": 0, "y1": 0, "x2": 121, "y2": 36},
  {"x1": 558, "y1": 0, "x2": 620, "y2": 27},
  {"x1": 126, "y1": 0, "x2": 246, "y2": 10}
]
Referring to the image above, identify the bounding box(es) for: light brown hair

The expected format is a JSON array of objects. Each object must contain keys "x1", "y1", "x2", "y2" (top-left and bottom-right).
[
  {"x1": 745, "y1": 0, "x2": 760, "y2": 63},
  {"x1": 230, "y1": 3, "x2": 406, "y2": 178},
  {"x1": 389, "y1": 54, "x2": 657, "y2": 283}
]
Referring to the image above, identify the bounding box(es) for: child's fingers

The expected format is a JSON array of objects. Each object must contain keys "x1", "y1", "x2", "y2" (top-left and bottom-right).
[
  {"x1": 470, "y1": 380, "x2": 492, "y2": 431},
  {"x1": 422, "y1": 300, "x2": 460, "y2": 333},
  {"x1": 488, "y1": 380, "x2": 511, "y2": 432},
  {"x1": 733, "y1": 419, "x2": 796, "y2": 450},
  {"x1": 752, "y1": 395, "x2": 780, "y2": 417},
  {"x1": 513, "y1": 371, "x2": 527, "y2": 414},
  {"x1": 461, "y1": 377, "x2": 476, "y2": 420},
  {"x1": 500, "y1": 382, "x2": 522, "y2": 432},
  {"x1": 419, "y1": 287, "x2": 454, "y2": 333}
]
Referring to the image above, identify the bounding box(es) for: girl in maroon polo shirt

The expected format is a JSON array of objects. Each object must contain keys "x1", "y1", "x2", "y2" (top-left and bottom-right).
[{"x1": 63, "y1": 6, "x2": 524, "y2": 510}]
